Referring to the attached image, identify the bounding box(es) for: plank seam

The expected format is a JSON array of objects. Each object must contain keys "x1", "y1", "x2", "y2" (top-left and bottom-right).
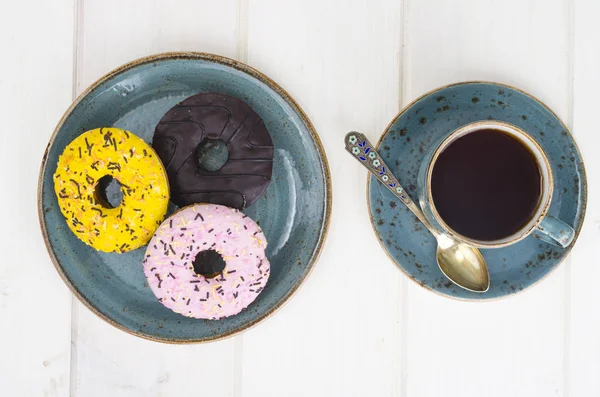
[
  {"x1": 236, "y1": 0, "x2": 249, "y2": 64},
  {"x1": 69, "y1": 0, "x2": 84, "y2": 394},
  {"x1": 71, "y1": 0, "x2": 84, "y2": 100},
  {"x1": 233, "y1": 335, "x2": 244, "y2": 397},
  {"x1": 400, "y1": 0, "x2": 409, "y2": 396},
  {"x1": 564, "y1": 0, "x2": 575, "y2": 395}
]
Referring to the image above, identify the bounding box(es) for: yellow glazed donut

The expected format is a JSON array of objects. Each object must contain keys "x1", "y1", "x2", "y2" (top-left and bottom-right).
[{"x1": 53, "y1": 127, "x2": 170, "y2": 253}]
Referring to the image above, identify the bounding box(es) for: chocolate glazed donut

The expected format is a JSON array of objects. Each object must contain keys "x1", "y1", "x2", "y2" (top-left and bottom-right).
[{"x1": 152, "y1": 93, "x2": 274, "y2": 209}]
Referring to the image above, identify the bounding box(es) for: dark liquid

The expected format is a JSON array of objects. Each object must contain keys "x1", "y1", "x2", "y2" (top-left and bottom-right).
[{"x1": 430, "y1": 129, "x2": 541, "y2": 241}]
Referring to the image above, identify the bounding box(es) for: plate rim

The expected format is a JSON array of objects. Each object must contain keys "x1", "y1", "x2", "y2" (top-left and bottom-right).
[
  {"x1": 37, "y1": 52, "x2": 332, "y2": 343},
  {"x1": 366, "y1": 80, "x2": 587, "y2": 301}
]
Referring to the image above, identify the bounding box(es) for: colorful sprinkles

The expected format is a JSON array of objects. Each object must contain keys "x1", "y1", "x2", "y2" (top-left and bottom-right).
[
  {"x1": 143, "y1": 204, "x2": 270, "y2": 320},
  {"x1": 53, "y1": 127, "x2": 170, "y2": 253}
]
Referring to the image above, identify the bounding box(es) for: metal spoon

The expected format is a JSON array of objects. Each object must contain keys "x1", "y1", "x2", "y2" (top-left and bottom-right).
[{"x1": 345, "y1": 132, "x2": 490, "y2": 293}]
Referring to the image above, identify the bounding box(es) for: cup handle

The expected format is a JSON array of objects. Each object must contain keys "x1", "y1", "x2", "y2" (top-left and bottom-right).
[{"x1": 534, "y1": 215, "x2": 575, "y2": 248}]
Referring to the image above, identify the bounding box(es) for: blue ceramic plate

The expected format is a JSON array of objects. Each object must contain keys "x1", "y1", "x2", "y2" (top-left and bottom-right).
[
  {"x1": 38, "y1": 53, "x2": 331, "y2": 342},
  {"x1": 369, "y1": 82, "x2": 586, "y2": 300}
]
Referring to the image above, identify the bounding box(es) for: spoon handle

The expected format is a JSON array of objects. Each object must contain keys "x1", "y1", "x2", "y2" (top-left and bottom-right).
[{"x1": 344, "y1": 132, "x2": 430, "y2": 227}]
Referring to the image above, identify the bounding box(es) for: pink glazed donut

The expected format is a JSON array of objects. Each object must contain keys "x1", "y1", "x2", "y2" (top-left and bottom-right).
[{"x1": 143, "y1": 204, "x2": 270, "y2": 319}]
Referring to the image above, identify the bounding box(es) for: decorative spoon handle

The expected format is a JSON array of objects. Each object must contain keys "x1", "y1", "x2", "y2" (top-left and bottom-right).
[{"x1": 344, "y1": 131, "x2": 431, "y2": 228}]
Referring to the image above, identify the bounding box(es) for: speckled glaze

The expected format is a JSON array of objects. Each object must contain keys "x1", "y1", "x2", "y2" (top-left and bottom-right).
[
  {"x1": 368, "y1": 82, "x2": 586, "y2": 300},
  {"x1": 38, "y1": 53, "x2": 331, "y2": 342}
]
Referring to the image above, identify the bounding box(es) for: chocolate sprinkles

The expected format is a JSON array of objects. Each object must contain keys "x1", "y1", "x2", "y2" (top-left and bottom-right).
[
  {"x1": 85, "y1": 137, "x2": 93, "y2": 155},
  {"x1": 107, "y1": 162, "x2": 121, "y2": 171},
  {"x1": 69, "y1": 179, "x2": 82, "y2": 198}
]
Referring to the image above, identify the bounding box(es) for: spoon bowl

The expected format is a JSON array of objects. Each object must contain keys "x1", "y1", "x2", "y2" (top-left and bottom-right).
[
  {"x1": 434, "y1": 233, "x2": 490, "y2": 292},
  {"x1": 345, "y1": 132, "x2": 490, "y2": 293}
]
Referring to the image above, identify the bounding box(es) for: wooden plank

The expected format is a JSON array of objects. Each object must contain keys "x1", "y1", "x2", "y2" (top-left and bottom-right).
[
  {"x1": 0, "y1": 0, "x2": 74, "y2": 396},
  {"x1": 568, "y1": 0, "x2": 600, "y2": 394},
  {"x1": 403, "y1": 0, "x2": 570, "y2": 396},
  {"x1": 240, "y1": 1, "x2": 405, "y2": 396},
  {"x1": 73, "y1": 1, "x2": 239, "y2": 396},
  {"x1": 73, "y1": 315, "x2": 235, "y2": 396},
  {"x1": 79, "y1": 0, "x2": 239, "y2": 85}
]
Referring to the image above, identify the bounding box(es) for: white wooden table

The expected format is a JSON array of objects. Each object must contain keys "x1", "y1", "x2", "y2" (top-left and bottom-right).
[{"x1": 2, "y1": 0, "x2": 599, "y2": 395}]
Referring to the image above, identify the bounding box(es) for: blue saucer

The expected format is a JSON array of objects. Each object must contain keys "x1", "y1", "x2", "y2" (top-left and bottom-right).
[
  {"x1": 368, "y1": 82, "x2": 586, "y2": 300},
  {"x1": 38, "y1": 53, "x2": 331, "y2": 342}
]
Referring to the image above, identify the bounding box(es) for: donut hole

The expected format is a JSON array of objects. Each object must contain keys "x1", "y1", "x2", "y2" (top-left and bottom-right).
[
  {"x1": 193, "y1": 249, "x2": 226, "y2": 278},
  {"x1": 195, "y1": 139, "x2": 229, "y2": 172},
  {"x1": 94, "y1": 175, "x2": 124, "y2": 209}
]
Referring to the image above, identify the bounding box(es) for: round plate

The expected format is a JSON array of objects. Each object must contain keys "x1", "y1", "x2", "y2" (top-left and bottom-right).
[
  {"x1": 38, "y1": 53, "x2": 331, "y2": 342},
  {"x1": 368, "y1": 82, "x2": 586, "y2": 300}
]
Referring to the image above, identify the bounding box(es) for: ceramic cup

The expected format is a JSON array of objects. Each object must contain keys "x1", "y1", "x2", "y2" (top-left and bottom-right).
[{"x1": 417, "y1": 120, "x2": 575, "y2": 249}]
